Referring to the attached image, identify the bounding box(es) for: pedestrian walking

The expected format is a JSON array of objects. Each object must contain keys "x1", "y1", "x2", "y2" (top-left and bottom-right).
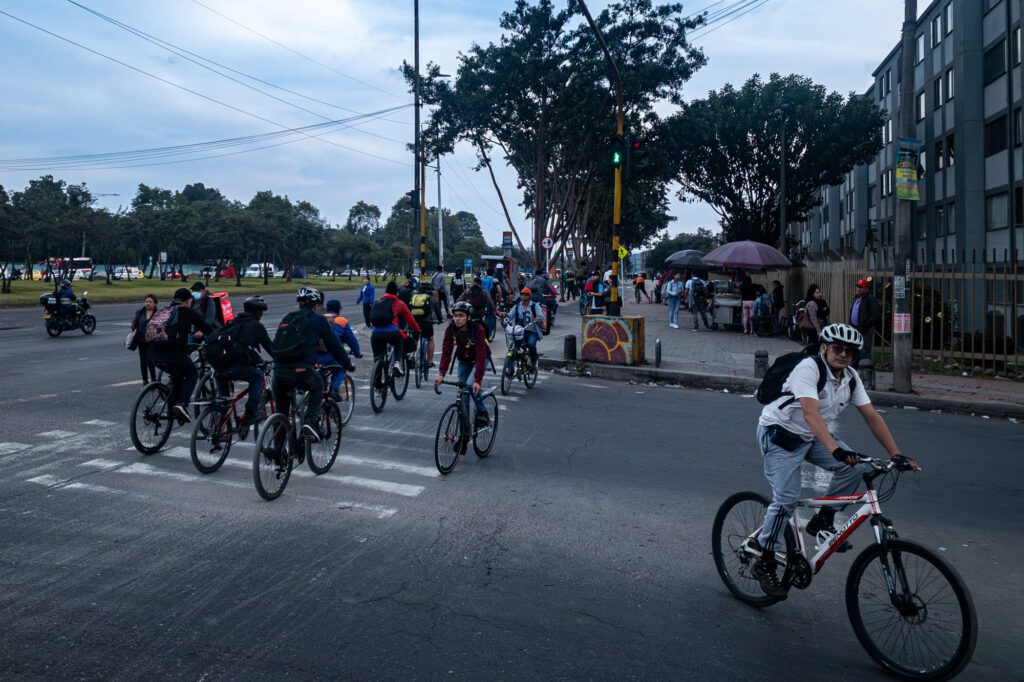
[
  {"x1": 664, "y1": 272, "x2": 684, "y2": 329},
  {"x1": 584, "y1": 271, "x2": 606, "y2": 315},
  {"x1": 356, "y1": 276, "x2": 375, "y2": 328},
  {"x1": 564, "y1": 269, "x2": 577, "y2": 301},
  {"x1": 450, "y1": 268, "x2": 466, "y2": 302},
  {"x1": 849, "y1": 278, "x2": 882, "y2": 362},
  {"x1": 802, "y1": 284, "x2": 829, "y2": 345},
  {"x1": 431, "y1": 265, "x2": 450, "y2": 316},
  {"x1": 130, "y1": 293, "x2": 159, "y2": 384},
  {"x1": 740, "y1": 274, "x2": 757, "y2": 334},
  {"x1": 685, "y1": 274, "x2": 712, "y2": 331},
  {"x1": 771, "y1": 280, "x2": 785, "y2": 336}
]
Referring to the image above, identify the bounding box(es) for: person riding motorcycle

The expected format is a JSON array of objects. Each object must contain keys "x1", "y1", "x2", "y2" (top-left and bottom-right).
[
  {"x1": 57, "y1": 278, "x2": 79, "y2": 315},
  {"x1": 213, "y1": 295, "x2": 274, "y2": 426},
  {"x1": 508, "y1": 288, "x2": 545, "y2": 369},
  {"x1": 318, "y1": 299, "x2": 363, "y2": 400}
]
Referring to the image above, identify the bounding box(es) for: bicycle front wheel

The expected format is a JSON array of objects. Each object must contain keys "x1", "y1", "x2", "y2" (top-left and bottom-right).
[
  {"x1": 130, "y1": 382, "x2": 172, "y2": 455},
  {"x1": 846, "y1": 539, "x2": 977, "y2": 680},
  {"x1": 338, "y1": 374, "x2": 355, "y2": 426},
  {"x1": 500, "y1": 356, "x2": 513, "y2": 396},
  {"x1": 413, "y1": 350, "x2": 422, "y2": 389},
  {"x1": 711, "y1": 491, "x2": 794, "y2": 608},
  {"x1": 391, "y1": 355, "x2": 410, "y2": 400},
  {"x1": 473, "y1": 393, "x2": 499, "y2": 458},
  {"x1": 523, "y1": 357, "x2": 538, "y2": 389},
  {"x1": 308, "y1": 399, "x2": 342, "y2": 475},
  {"x1": 434, "y1": 404, "x2": 464, "y2": 475},
  {"x1": 190, "y1": 404, "x2": 233, "y2": 473},
  {"x1": 370, "y1": 359, "x2": 388, "y2": 413},
  {"x1": 193, "y1": 373, "x2": 216, "y2": 424},
  {"x1": 253, "y1": 414, "x2": 292, "y2": 501}
]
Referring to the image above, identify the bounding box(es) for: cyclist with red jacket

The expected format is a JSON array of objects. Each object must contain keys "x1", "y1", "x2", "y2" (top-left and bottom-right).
[
  {"x1": 368, "y1": 280, "x2": 421, "y2": 377},
  {"x1": 434, "y1": 301, "x2": 489, "y2": 428}
]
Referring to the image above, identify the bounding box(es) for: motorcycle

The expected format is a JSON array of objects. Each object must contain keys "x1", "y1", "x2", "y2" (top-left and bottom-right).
[{"x1": 40, "y1": 291, "x2": 96, "y2": 336}]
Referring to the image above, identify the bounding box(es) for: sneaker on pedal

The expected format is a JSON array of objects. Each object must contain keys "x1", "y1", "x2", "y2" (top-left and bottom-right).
[
  {"x1": 173, "y1": 404, "x2": 192, "y2": 425},
  {"x1": 392, "y1": 362, "x2": 404, "y2": 377},
  {"x1": 806, "y1": 512, "x2": 853, "y2": 552},
  {"x1": 746, "y1": 541, "x2": 787, "y2": 600},
  {"x1": 328, "y1": 388, "x2": 341, "y2": 402},
  {"x1": 239, "y1": 411, "x2": 257, "y2": 426},
  {"x1": 300, "y1": 423, "x2": 321, "y2": 442},
  {"x1": 474, "y1": 411, "x2": 490, "y2": 428}
]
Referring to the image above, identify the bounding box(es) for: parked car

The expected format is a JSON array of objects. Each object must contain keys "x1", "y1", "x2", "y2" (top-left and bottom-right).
[
  {"x1": 71, "y1": 268, "x2": 93, "y2": 281},
  {"x1": 112, "y1": 266, "x2": 144, "y2": 280},
  {"x1": 244, "y1": 263, "x2": 281, "y2": 278}
]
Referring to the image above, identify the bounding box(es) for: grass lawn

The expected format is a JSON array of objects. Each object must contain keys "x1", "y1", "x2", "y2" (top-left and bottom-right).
[{"x1": 0, "y1": 276, "x2": 364, "y2": 308}]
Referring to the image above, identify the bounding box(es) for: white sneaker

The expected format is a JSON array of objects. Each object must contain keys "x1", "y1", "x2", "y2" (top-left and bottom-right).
[
  {"x1": 669, "y1": 323, "x2": 678, "y2": 329},
  {"x1": 392, "y1": 362, "x2": 404, "y2": 377}
]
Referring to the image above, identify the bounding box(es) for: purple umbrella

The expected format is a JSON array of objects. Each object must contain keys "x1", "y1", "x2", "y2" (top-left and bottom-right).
[{"x1": 701, "y1": 240, "x2": 792, "y2": 270}]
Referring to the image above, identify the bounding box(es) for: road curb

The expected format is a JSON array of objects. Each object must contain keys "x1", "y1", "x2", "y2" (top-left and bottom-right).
[{"x1": 539, "y1": 358, "x2": 1024, "y2": 420}]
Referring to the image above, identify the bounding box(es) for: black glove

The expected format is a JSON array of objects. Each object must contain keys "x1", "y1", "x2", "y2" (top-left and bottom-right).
[
  {"x1": 891, "y1": 454, "x2": 916, "y2": 471},
  {"x1": 832, "y1": 447, "x2": 859, "y2": 465},
  {"x1": 355, "y1": 353, "x2": 363, "y2": 359},
  {"x1": 348, "y1": 364, "x2": 356, "y2": 373}
]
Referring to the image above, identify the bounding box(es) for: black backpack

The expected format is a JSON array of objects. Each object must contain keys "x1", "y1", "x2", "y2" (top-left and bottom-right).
[
  {"x1": 272, "y1": 310, "x2": 312, "y2": 362},
  {"x1": 205, "y1": 317, "x2": 245, "y2": 370},
  {"x1": 756, "y1": 347, "x2": 857, "y2": 407},
  {"x1": 369, "y1": 298, "x2": 396, "y2": 327},
  {"x1": 690, "y1": 278, "x2": 707, "y2": 301}
]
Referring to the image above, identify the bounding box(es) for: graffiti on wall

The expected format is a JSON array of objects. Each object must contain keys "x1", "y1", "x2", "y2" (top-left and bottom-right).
[{"x1": 581, "y1": 316, "x2": 642, "y2": 365}]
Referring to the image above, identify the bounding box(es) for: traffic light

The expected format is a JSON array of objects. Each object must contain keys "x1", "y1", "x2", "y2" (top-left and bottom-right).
[
  {"x1": 405, "y1": 189, "x2": 418, "y2": 210},
  {"x1": 629, "y1": 135, "x2": 649, "y2": 164},
  {"x1": 611, "y1": 136, "x2": 625, "y2": 168}
]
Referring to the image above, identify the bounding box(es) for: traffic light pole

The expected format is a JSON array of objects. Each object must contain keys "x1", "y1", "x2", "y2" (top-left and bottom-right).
[
  {"x1": 412, "y1": 0, "x2": 422, "y2": 276},
  {"x1": 892, "y1": 0, "x2": 916, "y2": 393},
  {"x1": 579, "y1": 1, "x2": 622, "y2": 316}
]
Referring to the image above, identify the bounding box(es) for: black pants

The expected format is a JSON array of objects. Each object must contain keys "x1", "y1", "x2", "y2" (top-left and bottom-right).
[
  {"x1": 272, "y1": 366, "x2": 322, "y2": 428},
  {"x1": 216, "y1": 363, "x2": 263, "y2": 415},
  {"x1": 362, "y1": 303, "x2": 372, "y2": 327},
  {"x1": 138, "y1": 343, "x2": 157, "y2": 383},
  {"x1": 370, "y1": 331, "x2": 412, "y2": 362},
  {"x1": 150, "y1": 351, "x2": 197, "y2": 408},
  {"x1": 437, "y1": 289, "x2": 450, "y2": 315}
]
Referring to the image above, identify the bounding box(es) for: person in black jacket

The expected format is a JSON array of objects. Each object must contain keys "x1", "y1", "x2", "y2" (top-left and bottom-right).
[
  {"x1": 850, "y1": 278, "x2": 882, "y2": 361},
  {"x1": 130, "y1": 293, "x2": 159, "y2": 384},
  {"x1": 214, "y1": 296, "x2": 274, "y2": 425},
  {"x1": 149, "y1": 288, "x2": 214, "y2": 424},
  {"x1": 273, "y1": 287, "x2": 352, "y2": 442},
  {"x1": 771, "y1": 280, "x2": 785, "y2": 336}
]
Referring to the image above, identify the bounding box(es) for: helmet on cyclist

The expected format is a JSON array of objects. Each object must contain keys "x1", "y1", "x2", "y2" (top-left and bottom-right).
[
  {"x1": 296, "y1": 287, "x2": 323, "y2": 305},
  {"x1": 451, "y1": 301, "x2": 474, "y2": 317},
  {"x1": 243, "y1": 295, "x2": 268, "y2": 315},
  {"x1": 60, "y1": 278, "x2": 71, "y2": 287},
  {"x1": 819, "y1": 323, "x2": 863, "y2": 350},
  {"x1": 520, "y1": 287, "x2": 532, "y2": 297}
]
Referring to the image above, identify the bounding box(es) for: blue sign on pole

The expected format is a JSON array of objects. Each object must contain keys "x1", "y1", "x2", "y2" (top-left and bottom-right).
[{"x1": 464, "y1": 258, "x2": 473, "y2": 272}]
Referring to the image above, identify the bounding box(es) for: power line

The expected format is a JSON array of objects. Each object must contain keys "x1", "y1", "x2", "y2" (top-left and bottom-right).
[
  {"x1": 689, "y1": 0, "x2": 771, "y2": 42},
  {"x1": 0, "y1": 8, "x2": 409, "y2": 166},
  {"x1": 190, "y1": 0, "x2": 406, "y2": 102}
]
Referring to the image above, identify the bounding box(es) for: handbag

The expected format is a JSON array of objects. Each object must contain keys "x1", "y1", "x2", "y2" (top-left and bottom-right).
[
  {"x1": 797, "y1": 312, "x2": 815, "y2": 333},
  {"x1": 125, "y1": 330, "x2": 139, "y2": 351}
]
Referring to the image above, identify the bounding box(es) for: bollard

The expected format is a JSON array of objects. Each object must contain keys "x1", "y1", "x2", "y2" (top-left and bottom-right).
[
  {"x1": 754, "y1": 350, "x2": 769, "y2": 378},
  {"x1": 858, "y1": 358, "x2": 876, "y2": 391},
  {"x1": 563, "y1": 333, "x2": 577, "y2": 362},
  {"x1": 655, "y1": 338, "x2": 662, "y2": 368}
]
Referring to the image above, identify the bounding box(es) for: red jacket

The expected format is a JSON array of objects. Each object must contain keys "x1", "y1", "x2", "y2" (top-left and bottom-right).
[
  {"x1": 382, "y1": 293, "x2": 421, "y2": 335},
  {"x1": 438, "y1": 321, "x2": 487, "y2": 385}
]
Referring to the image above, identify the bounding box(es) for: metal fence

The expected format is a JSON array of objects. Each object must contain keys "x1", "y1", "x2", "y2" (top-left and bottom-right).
[{"x1": 799, "y1": 250, "x2": 1023, "y2": 376}]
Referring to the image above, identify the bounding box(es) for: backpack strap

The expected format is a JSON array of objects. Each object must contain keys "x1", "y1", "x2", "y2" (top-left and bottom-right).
[{"x1": 777, "y1": 355, "x2": 827, "y2": 410}]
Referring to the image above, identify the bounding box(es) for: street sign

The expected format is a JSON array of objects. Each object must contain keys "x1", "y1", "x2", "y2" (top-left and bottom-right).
[
  {"x1": 542, "y1": 236, "x2": 554, "y2": 250},
  {"x1": 502, "y1": 232, "x2": 514, "y2": 248},
  {"x1": 617, "y1": 245, "x2": 629, "y2": 260},
  {"x1": 159, "y1": 251, "x2": 167, "y2": 262},
  {"x1": 464, "y1": 258, "x2": 473, "y2": 271}
]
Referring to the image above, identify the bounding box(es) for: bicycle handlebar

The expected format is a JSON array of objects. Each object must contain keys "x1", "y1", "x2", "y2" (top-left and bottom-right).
[{"x1": 857, "y1": 454, "x2": 919, "y2": 473}]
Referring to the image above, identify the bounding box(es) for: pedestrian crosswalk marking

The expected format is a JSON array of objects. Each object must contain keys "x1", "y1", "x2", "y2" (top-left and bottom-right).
[
  {"x1": 291, "y1": 471, "x2": 424, "y2": 497},
  {"x1": 83, "y1": 419, "x2": 116, "y2": 427},
  {"x1": 110, "y1": 380, "x2": 143, "y2": 387},
  {"x1": 27, "y1": 474, "x2": 67, "y2": 487},
  {"x1": 82, "y1": 458, "x2": 124, "y2": 469},
  {"x1": 36, "y1": 430, "x2": 78, "y2": 439},
  {"x1": 336, "y1": 501, "x2": 397, "y2": 518},
  {"x1": 336, "y1": 455, "x2": 438, "y2": 478},
  {"x1": 0, "y1": 443, "x2": 32, "y2": 456},
  {"x1": 116, "y1": 462, "x2": 250, "y2": 489}
]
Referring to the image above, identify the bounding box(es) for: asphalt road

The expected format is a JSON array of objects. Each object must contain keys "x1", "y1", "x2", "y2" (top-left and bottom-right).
[{"x1": 1, "y1": 296, "x2": 1021, "y2": 681}]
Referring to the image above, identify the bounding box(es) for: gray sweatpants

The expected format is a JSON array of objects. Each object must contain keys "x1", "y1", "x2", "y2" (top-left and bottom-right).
[{"x1": 756, "y1": 424, "x2": 864, "y2": 551}]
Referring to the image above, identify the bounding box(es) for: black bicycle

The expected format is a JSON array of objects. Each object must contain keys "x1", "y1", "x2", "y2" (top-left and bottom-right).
[
  {"x1": 432, "y1": 379, "x2": 498, "y2": 475},
  {"x1": 129, "y1": 343, "x2": 215, "y2": 455},
  {"x1": 415, "y1": 333, "x2": 430, "y2": 388},
  {"x1": 189, "y1": 362, "x2": 274, "y2": 474},
  {"x1": 370, "y1": 341, "x2": 410, "y2": 413},
  {"x1": 500, "y1": 323, "x2": 537, "y2": 395}
]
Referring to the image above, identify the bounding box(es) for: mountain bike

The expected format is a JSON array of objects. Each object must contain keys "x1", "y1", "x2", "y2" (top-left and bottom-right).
[
  {"x1": 712, "y1": 456, "x2": 976, "y2": 680},
  {"x1": 432, "y1": 379, "x2": 498, "y2": 475},
  {"x1": 500, "y1": 323, "x2": 537, "y2": 395},
  {"x1": 369, "y1": 341, "x2": 410, "y2": 413},
  {"x1": 415, "y1": 333, "x2": 430, "y2": 388},
  {"x1": 252, "y1": 368, "x2": 343, "y2": 500},
  {"x1": 129, "y1": 343, "x2": 215, "y2": 455},
  {"x1": 189, "y1": 362, "x2": 274, "y2": 474}
]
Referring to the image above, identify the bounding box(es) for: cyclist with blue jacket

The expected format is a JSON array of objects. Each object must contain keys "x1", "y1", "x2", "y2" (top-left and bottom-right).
[{"x1": 317, "y1": 299, "x2": 362, "y2": 400}]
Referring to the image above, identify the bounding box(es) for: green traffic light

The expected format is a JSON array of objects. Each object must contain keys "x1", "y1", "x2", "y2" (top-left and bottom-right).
[{"x1": 612, "y1": 150, "x2": 624, "y2": 166}]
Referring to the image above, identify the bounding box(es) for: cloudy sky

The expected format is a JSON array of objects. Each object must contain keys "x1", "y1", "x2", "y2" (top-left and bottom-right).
[{"x1": 0, "y1": 0, "x2": 908, "y2": 248}]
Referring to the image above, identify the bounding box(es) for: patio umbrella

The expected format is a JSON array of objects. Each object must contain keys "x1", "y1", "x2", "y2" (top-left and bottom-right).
[
  {"x1": 663, "y1": 249, "x2": 706, "y2": 268},
  {"x1": 701, "y1": 240, "x2": 792, "y2": 270}
]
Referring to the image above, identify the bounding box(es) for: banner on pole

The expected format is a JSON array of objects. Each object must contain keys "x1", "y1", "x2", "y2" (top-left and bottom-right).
[
  {"x1": 895, "y1": 138, "x2": 921, "y2": 202},
  {"x1": 893, "y1": 313, "x2": 912, "y2": 334}
]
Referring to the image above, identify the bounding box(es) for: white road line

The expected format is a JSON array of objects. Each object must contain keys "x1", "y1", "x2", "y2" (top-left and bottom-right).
[
  {"x1": 578, "y1": 383, "x2": 607, "y2": 389},
  {"x1": 27, "y1": 474, "x2": 67, "y2": 487},
  {"x1": 116, "y1": 462, "x2": 249, "y2": 489},
  {"x1": 81, "y1": 458, "x2": 124, "y2": 468},
  {"x1": 82, "y1": 419, "x2": 116, "y2": 427},
  {"x1": 336, "y1": 501, "x2": 397, "y2": 518},
  {"x1": 0, "y1": 443, "x2": 32, "y2": 456},
  {"x1": 353, "y1": 425, "x2": 432, "y2": 440},
  {"x1": 64, "y1": 482, "x2": 123, "y2": 494},
  {"x1": 336, "y1": 455, "x2": 438, "y2": 478},
  {"x1": 37, "y1": 430, "x2": 78, "y2": 439},
  {"x1": 110, "y1": 380, "x2": 143, "y2": 387},
  {"x1": 291, "y1": 471, "x2": 424, "y2": 497}
]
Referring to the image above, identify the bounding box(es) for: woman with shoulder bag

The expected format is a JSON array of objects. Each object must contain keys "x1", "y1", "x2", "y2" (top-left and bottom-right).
[
  {"x1": 801, "y1": 284, "x2": 829, "y2": 345},
  {"x1": 131, "y1": 294, "x2": 159, "y2": 384}
]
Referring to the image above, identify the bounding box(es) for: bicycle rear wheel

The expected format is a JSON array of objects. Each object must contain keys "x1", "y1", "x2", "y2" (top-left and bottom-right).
[
  {"x1": 391, "y1": 354, "x2": 410, "y2": 400},
  {"x1": 190, "y1": 404, "x2": 233, "y2": 474},
  {"x1": 253, "y1": 414, "x2": 293, "y2": 501},
  {"x1": 846, "y1": 539, "x2": 977, "y2": 680},
  {"x1": 308, "y1": 399, "x2": 342, "y2": 475},
  {"x1": 523, "y1": 356, "x2": 538, "y2": 389},
  {"x1": 413, "y1": 348, "x2": 422, "y2": 389},
  {"x1": 472, "y1": 393, "x2": 499, "y2": 458},
  {"x1": 193, "y1": 372, "x2": 216, "y2": 424},
  {"x1": 711, "y1": 491, "x2": 794, "y2": 607},
  {"x1": 338, "y1": 374, "x2": 355, "y2": 426},
  {"x1": 500, "y1": 356, "x2": 513, "y2": 395},
  {"x1": 130, "y1": 382, "x2": 172, "y2": 455},
  {"x1": 370, "y1": 359, "x2": 388, "y2": 413},
  {"x1": 434, "y1": 404, "x2": 464, "y2": 475}
]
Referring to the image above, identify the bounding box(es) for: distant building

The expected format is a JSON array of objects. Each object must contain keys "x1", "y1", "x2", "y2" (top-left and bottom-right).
[{"x1": 791, "y1": 0, "x2": 1023, "y2": 267}]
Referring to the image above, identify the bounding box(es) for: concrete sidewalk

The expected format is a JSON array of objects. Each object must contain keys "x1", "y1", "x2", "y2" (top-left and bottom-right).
[{"x1": 534, "y1": 291, "x2": 1024, "y2": 419}]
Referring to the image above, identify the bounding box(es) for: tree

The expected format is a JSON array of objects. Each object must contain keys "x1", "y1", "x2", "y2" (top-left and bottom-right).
[
  {"x1": 416, "y1": 0, "x2": 705, "y2": 268},
  {"x1": 646, "y1": 227, "x2": 720, "y2": 269},
  {"x1": 343, "y1": 201, "x2": 381, "y2": 237},
  {"x1": 664, "y1": 73, "x2": 885, "y2": 245}
]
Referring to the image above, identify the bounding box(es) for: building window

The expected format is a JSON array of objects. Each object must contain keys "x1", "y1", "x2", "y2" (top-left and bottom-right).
[
  {"x1": 935, "y1": 205, "x2": 945, "y2": 236},
  {"x1": 886, "y1": 118, "x2": 892, "y2": 144},
  {"x1": 934, "y1": 140, "x2": 944, "y2": 170},
  {"x1": 885, "y1": 69, "x2": 892, "y2": 95},
  {"x1": 1015, "y1": 108, "x2": 1023, "y2": 147},
  {"x1": 919, "y1": 149, "x2": 927, "y2": 174},
  {"x1": 946, "y1": 133, "x2": 955, "y2": 166},
  {"x1": 933, "y1": 77, "x2": 943, "y2": 108},
  {"x1": 869, "y1": 184, "x2": 878, "y2": 207},
  {"x1": 916, "y1": 91, "x2": 926, "y2": 121},
  {"x1": 945, "y1": 3, "x2": 953, "y2": 34},
  {"x1": 931, "y1": 15, "x2": 943, "y2": 47},
  {"x1": 987, "y1": 192, "x2": 1008, "y2": 231},
  {"x1": 1016, "y1": 187, "x2": 1024, "y2": 227},
  {"x1": 984, "y1": 0, "x2": 1002, "y2": 13},
  {"x1": 985, "y1": 115, "x2": 1008, "y2": 156},
  {"x1": 984, "y1": 40, "x2": 1007, "y2": 85},
  {"x1": 945, "y1": 69, "x2": 954, "y2": 100},
  {"x1": 916, "y1": 34, "x2": 925, "y2": 63},
  {"x1": 916, "y1": 210, "x2": 928, "y2": 241},
  {"x1": 947, "y1": 203, "x2": 955, "y2": 234}
]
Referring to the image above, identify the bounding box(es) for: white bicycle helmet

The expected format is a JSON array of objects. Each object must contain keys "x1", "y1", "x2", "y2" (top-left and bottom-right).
[
  {"x1": 819, "y1": 322, "x2": 863, "y2": 350},
  {"x1": 296, "y1": 287, "x2": 323, "y2": 305}
]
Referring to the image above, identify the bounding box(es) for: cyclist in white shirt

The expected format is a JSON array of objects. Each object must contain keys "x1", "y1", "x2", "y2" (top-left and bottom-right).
[{"x1": 746, "y1": 323, "x2": 917, "y2": 599}]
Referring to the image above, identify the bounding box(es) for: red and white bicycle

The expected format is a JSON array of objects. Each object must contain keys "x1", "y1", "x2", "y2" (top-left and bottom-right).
[{"x1": 712, "y1": 456, "x2": 977, "y2": 680}]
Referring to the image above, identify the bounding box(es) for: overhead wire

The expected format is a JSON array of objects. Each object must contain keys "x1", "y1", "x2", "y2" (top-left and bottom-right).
[{"x1": 0, "y1": 8, "x2": 410, "y2": 167}]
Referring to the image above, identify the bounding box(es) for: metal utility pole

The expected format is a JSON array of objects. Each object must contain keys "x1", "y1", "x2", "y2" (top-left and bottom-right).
[
  {"x1": 775, "y1": 109, "x2": 787, "y2": 251},
  {"x1": 579, "y1": 0, "x2": 622, "y2": 316},
  {"x1": 412, "y1": 0, "x2": 421, "y2": 276},
  {"x1": 436, "y1": 159, "x2": 444, "y2": 269},
  {"x1": 892, "y1": 0, "x2": 917, "y2": 393}
]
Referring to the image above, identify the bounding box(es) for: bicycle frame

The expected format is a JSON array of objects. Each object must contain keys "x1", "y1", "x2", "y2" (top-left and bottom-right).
[{"x1": 790, "y1": 489, "x2": 884, "y2": 574}]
